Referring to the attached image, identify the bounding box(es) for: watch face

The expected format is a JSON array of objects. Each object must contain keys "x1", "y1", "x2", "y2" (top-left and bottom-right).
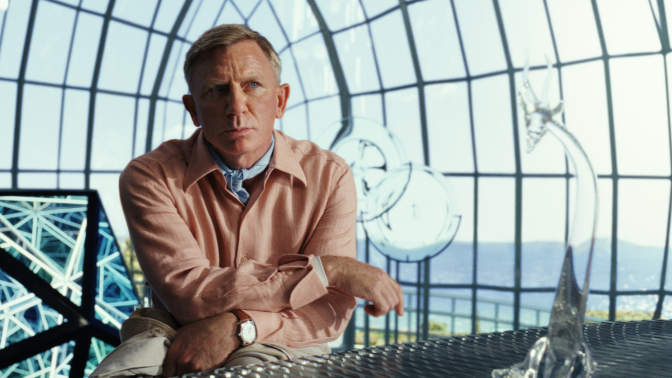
[{"x1": 240, "y1": 321, "x2": 257, "y2": 344}]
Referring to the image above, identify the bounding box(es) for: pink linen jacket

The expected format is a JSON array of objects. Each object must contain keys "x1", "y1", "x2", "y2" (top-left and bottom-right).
[{"x1": 119, "y1": 128, "x2": 357, "y2": 347}]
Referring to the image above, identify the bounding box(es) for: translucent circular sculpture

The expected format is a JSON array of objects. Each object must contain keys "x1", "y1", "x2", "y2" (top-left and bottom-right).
[
  {"x1": 318, "y1": 118, "x2": 408, "y2": 221},
  {"x1": 362, "y1": 163, "x2": 461, "y2": 262}
]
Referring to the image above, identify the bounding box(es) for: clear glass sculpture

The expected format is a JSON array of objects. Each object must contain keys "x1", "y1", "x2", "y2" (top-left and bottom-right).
[{"x1": 492, "y1": 60, "x2": 598, "y2": 378}]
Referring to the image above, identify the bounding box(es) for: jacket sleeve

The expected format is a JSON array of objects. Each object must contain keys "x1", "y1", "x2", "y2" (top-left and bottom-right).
[{"x1": 119, "y1": 157, "x2": 357, "y2": 346}]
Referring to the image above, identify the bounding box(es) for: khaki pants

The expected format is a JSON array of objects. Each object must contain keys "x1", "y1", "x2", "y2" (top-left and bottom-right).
[{"x1": 224, "y1": 342, "x2": 331, "y2": 367}]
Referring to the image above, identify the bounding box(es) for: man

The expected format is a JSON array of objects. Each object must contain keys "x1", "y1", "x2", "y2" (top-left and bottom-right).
[{"x1": 119, "y1": 24, "x2": 403, "y2": 377}]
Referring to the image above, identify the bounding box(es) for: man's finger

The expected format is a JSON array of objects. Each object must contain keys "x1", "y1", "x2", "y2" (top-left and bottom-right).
[
  {"x1": 162, "y1": 355, "x2": 175, "y2": 378},
  {"x1": 395, "y1": 283, "x2": 404, "y2": 316}
]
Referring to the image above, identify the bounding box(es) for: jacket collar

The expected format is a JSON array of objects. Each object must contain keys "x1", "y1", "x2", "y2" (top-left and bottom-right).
[{"x1": 183, "y1": 129, "x2": 307, "y2": 191}]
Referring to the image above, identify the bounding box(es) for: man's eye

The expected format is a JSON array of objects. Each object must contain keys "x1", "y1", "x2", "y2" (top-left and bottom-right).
[
  {"x1": 213, "y1": 85, "x2": 224, "y2": 92},
  {"x1": 250, "y1": 82, "x2": 259, "y2": 88}
]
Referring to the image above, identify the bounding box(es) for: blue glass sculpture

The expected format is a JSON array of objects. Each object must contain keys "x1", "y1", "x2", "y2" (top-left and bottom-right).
[{"x1": 0, "y1": 191, "x2": 138, "y2": 377}]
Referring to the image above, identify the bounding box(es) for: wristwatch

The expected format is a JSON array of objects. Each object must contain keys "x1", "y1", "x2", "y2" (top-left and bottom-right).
[{"x1": 231, "y1": 309, "x2": 257, "y2": 346}]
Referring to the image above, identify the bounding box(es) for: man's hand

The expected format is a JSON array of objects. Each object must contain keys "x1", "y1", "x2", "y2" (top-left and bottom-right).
[
  {"x1": 162, "y1": 312, "x2": 240, "y2": 377},
  {"x1": 320, "y1": 255, "x2": 404, "y2": 317}
]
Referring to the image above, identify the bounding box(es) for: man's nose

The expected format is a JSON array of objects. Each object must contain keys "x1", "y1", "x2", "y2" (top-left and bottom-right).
[{"x1": 226, "y1": 86, "x2": 247, "y2": 115}]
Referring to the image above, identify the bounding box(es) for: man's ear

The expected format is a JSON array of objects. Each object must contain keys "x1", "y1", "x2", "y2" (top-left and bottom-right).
[
  {"x1": 182, "y1": 94, "x2": 200, "y2": 127},
  {"x1": 275, "y1": 83, "x2": 290, "y2": 119}
]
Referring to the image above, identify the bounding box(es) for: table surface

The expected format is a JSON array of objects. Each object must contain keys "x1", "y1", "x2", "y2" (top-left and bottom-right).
[{"x1": 184, "y1": 319, "x2": 672, "y2": 378}]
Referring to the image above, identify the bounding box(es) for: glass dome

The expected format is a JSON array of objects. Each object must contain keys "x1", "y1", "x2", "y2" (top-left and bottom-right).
[{"x1": 1, "y1": 0, "x2": 671, "y2": 362}]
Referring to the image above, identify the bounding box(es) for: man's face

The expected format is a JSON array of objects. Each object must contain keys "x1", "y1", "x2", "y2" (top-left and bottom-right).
[{"x1": 183, "y1": 40, "x2": 289, "y2": 169}]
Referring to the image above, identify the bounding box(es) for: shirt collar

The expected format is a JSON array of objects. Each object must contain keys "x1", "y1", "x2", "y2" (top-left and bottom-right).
[
  {"x1": 269, "y1": 130, "x2": 307, "y2": 187},
  {"x1": 183, "y1": 129, "x2": 307, "y2": 191},
  {"x1": 206, "y1": 134, "x2": 274, "y2": 180}
]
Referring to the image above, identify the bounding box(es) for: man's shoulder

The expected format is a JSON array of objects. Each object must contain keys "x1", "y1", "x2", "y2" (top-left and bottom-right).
[
  {"x1": 276, "y1": 130, "x2": 348, "y2": 172},
  {"x1": 121, "y1": 130, "x2": 200, "y2": 180}
]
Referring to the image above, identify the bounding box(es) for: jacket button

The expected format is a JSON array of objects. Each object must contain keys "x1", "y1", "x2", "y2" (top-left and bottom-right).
[{"x1": 241, "y1": 256, "x2": 248, "y2": 262}]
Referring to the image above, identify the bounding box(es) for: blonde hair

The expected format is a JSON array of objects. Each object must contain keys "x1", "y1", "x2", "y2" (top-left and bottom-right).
[{"x1": 184, "y1": 24, "x2": 281, "y2": 86}]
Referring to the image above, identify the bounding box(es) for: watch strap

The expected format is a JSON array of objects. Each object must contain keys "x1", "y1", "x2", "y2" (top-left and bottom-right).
[{"x1": 230, "y1": 309, "x2": 251, "y2": 323}]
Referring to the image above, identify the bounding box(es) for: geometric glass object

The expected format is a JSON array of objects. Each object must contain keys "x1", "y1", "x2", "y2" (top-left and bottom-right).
[
  {"x1": 1, "y1": 341, "x2": 75, "y2": 378},
  {"x1": 0, "y1": 190, "x2": 138, "y2": 377}
]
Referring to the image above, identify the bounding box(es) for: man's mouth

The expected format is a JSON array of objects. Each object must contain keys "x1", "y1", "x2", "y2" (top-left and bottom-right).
[{"x1": 225, "y1": 128, "x2": 252, "y2": 135}]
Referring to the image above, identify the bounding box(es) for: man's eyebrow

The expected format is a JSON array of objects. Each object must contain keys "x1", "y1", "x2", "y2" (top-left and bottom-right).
[{"x1": 200, "y1": 78, "x2": 227, "y2": 88}]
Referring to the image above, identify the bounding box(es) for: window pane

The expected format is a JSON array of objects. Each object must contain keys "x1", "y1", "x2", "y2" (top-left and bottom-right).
[
  {"x1": 161, "y1": 101, "x2": 188, "y2": 142},
  {"x1": 233, "y1": 0, "x2": 261, "y2": 19},
  {"x1": 248, "y1": 0, "x2": 288, "y2": 53},
  {"x1": 500, "y1": 0, "x2": 555, "y2": 69},
  {"x1": 472, "y1": 74, "x2": 515, "y2": 173},
  {"x1": 279, "y1": 49, "x2": 305, "y2": 107},
  {"x1": 98, "y1": 22, "x2": 148, "y2": 93},
  {"x1": 617, "y1": 179, "x2": 668, "y2": 291},
  {"x1": 90, "y1": 173, "x2": 126, "y2": 237},
  {"x1": 0, "y1": 0, "x2": 32, "y2": 79},
  {"x1": 0, "y1": 173, "x2": 10, "y2": 188},
  {"x1": 66, "y1": 12, "x2": 103, "y2": 88},
  {"x1": 291, "y1": 34, "x2": 338, "y2": 100},
  {"x1": 562, "y1": 60, "x2": 612, "y2": 175},
  {"x1": 18, "y1": 173, "x2": 57, "y2": 188},
  {"x1": 0, "y1": 81, "x2": 17, "y2": 169},
  {"x1": 139, "y1": 33, "x2": 167, "y2": 96},
  {"x1": 514, "y1": 67, "x2": 565, "y2": 174},
  {"x1": 478, "y1": 178, "x2": 515, "y2": 287},
  {"x1": 316, "y1": 0, "x2": 365, "y2": 31},
  {"x1": 597, "y1": 0, "x2": 661, "y2": 55},
  {"x1": 408, "y1": 0, "x2": 465, "y2": 81},
  {"x1": 91, "y1": 94, "x2": 135, "y2": 170},
  {"x1": 154, "y1": 0, "x2": 184, "y2": 33},
  {"x1": 268, "y1": 0, "x2": 319, "y2": 43},
  {"x1": 165, "y1": 43, "x2": 190, "y2": 101},
  {"x1": 214, "y1": 1, "x2": 245, "y2": 26},
  {"x1": 453, "y1": 0, "x2": 507, "y2": 76},
  {"x1": 586, "y1": 294, "x2": 610, "y2": 321},
  {"x1": 351, "y1": 94, "x2": 383, "y2": 124},
  {"x1": 521, "y1": 178, "x2": 566, "y2": 288},
  {"x1": 333, "y1": 25, "x2": 380, "y2": 94},
  {"x1": 478, "y1": 290, "x2": 514, "y2": 332},
  {"x1": 547, "y1": 0, "x2": 602, "y2": 62},
  {"x1": 369, "y1": 10, "x2": 415, "y2": 89},
  {"x1": 112, "y1": 0, "x2": 158, "y2": 27},
  {"x1": 662, "y1": 295, "x2": 672, "y2": 318},
  {"x1": 428, "y1": 289, "x2": 472, "y2": 336},
  {"x1": 385, "y1": 88, "x2": 423, "y2": 165},
  {"x1": 26, "y1": 2, "x2": 75, "y2": 84},
  {"x1": 158, "y1": 40, "x2": 185, "y2": 98},
  {"x1": 58, "y1": 173, "x2": 84, "y2": 189},
  {"x1": 360, "y1": 0, "x2": 397, "y2": 18},
  {"x1": 613, "y1": 55, "x2": 669, "y2": 176},
  {"x1": 280, "y1": 104, "x2": 308, "y2": 141},
  {"x1": 431, "y1": 177, "x2": 473, "y2": 285},
  {"x1": 81, "y1": 0, "x2": 109, "y2": 14},
  {"x1": 616, "y1": 294, "x2": 658, "y2": 320},
  {"x1": 134, "y1": 98, "x2": 150, "y2": 158},
  {"x1": 19, "y1": 84, "x2": 61, "y2": 170},
  {"x1": 60, "y1": 89, "x2": 89, "y2": 170},
  {"x1": 151, "y1": 100, "x2": 166, "y2": 150},
  {"x1": 520, "y1": 293, "x2": 553, "y2": 328},
  {"x1": 307, "y1": 96, "x2": 340, "y2": 142},
  {"x1": 590, "y1": 179, "x2": 613, "y2": 292},
  {"x1": 426, "y1": 83, "x2": 473, "y2": 173},
  {"x1": 176, "y1": 0, "x2": 199, "y2": 38},
  {"x1": 184, "y1": 0, "x2": 222, "y2": 42}
]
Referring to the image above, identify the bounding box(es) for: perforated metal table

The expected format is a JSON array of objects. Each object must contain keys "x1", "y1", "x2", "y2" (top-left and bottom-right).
[{"x1": 186, "y1": 320, "x2": 672, "y2": 377}]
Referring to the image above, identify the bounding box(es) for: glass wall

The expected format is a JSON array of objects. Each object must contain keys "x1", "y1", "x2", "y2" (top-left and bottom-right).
[{"x1": 1, "y1": 0, "x2": 672, "y2": 352}]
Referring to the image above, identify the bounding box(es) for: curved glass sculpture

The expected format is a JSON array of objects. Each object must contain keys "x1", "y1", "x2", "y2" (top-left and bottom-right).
[{"x1": 492, "y1": 61, "x2": 598, "y2": 378}]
